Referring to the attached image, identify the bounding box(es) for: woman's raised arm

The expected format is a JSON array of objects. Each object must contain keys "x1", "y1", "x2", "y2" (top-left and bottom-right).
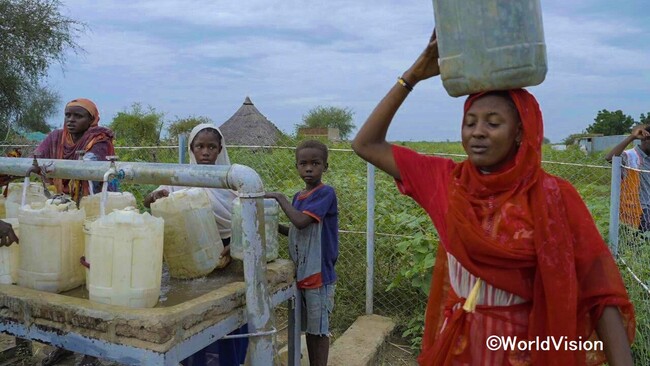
[{"x1": 352, "y1": 30, "x2": 440, "y2": 180}]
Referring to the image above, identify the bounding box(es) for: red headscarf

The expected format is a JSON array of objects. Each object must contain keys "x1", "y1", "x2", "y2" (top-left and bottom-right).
[{"x1": 420, "y1": 89, "x2": 634, "y2": 365}]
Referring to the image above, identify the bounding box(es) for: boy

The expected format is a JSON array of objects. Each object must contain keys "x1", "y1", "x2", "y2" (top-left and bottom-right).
[{"x1": 265, "y1": 140, "x2": 338, "y2": 366}]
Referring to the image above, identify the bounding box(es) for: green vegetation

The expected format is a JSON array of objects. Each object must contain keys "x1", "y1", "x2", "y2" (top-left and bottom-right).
[
  {"x1": 0, "y1": 0, "x2": 83, "y2": 139},
  {"x1": 111, "y1": 139, "x2": 646, "y2": 362},
  {"x1": 297, "y1": 106, "x2": 355, "y2": 139}
]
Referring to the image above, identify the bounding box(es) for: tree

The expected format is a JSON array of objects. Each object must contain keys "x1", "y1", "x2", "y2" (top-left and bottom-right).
[
  {"x1": 297, "y1": 106, "x2": 355, "y2": 139},
  {"x1": 109, "y1": 103, "x2": 164, "y2": 146},
  {"x1": 585, "y1": 109, "x2": 635, "y2": 136},
  {"x1": 167, "y1": 116, "x2": 213, "y2": 142},
  {"x1": 639, "y1": 113, "x2": 650, "y2": 126},
  {"x1": 13, "y1": 86, "x2": 57, "y2": 133},
  {"x1": 0, "y1": 0, "x2": 82, "y2": 138}
]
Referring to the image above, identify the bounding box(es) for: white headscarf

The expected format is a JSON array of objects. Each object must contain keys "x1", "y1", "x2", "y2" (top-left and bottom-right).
[{"x1": 156, "y1": 123, "x2": 237, "y2": 239}]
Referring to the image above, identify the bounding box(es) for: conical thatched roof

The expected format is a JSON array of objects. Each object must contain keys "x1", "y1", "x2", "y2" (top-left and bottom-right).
[{"x1": 219, "y1": 97, "x2": 283, "y2": 146}]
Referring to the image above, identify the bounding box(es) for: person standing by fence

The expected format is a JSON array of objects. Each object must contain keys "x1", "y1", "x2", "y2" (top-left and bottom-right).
[
  {"x1": 605, "y1": 125, "x2": 650, "y2": 231},
  {"x1": 265, "y1": 140, "x2": 339, "y2": 366},
  {"x1": 352, "y1": 30, "x2": 635, "y2": 365}
]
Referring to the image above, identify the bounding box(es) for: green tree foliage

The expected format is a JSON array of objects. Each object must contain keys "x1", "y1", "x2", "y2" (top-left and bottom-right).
[
  {"x1": 297, "y1": 106, "x2": 355, "y2": 139},
  {"x1": 14, "y1": 86, "x2": 57, "y2": 133},
  {"x1": 639, "y1": 113, "x2": 650, "y2": 126},
  {"x1": 109, "y1": 103, "x2": 164, "y2": 146},
  {"x1": 0, "y1": 0, "x2": 82, "y2": 137},
  {"x1": 167, "y1": 116, "x2": 213, "y2": 142},
  {"x1": 585, "y1": 109, "x2": 635, "y2": 136}
]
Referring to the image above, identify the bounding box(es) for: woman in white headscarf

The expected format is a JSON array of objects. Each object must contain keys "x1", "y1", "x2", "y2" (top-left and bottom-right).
[
  {"x1": 145, "y1": 124, "x2": 249, "y2": 366},
  {"x1": 144, "y1": 123, "x2": 238, "y2": 257}
]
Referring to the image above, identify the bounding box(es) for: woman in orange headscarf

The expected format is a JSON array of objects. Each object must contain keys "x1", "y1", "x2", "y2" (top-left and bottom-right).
[
  {"x1": 33, "y1": 98, "x2": 115, "y2": 202},
  {"x1": 352, "y1": 30, "x2": 635, "y2": 365}
]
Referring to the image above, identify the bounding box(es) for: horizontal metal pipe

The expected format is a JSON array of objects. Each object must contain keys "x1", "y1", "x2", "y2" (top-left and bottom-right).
[{"x1": 0, "y1": 158, "x2": 263, "y2": 194}]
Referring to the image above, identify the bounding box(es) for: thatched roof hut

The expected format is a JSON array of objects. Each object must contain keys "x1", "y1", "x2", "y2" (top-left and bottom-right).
[{"x1": 219, "y1": 97, "x2": 283, "y2": 146}]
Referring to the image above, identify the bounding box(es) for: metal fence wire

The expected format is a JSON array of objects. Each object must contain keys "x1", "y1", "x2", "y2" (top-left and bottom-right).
[{"x1": 0, "y1": 143, "x2": 647, "y2": 364}]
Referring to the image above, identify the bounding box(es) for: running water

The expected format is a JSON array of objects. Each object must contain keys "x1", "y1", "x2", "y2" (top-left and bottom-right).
[
  {"x1": 20, "y1": 177, "x2": 30, "y2": 207},
  {"x1": 99, "y1": 180, "x2": 109, "y2": 216}
]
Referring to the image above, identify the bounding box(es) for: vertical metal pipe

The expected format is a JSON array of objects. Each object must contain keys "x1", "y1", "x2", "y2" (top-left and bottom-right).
[
  {"x1": 178, "y1": 134, "x2": 187, "y2": 164},
  {"x1": 239, "y1": 196, "x2": 274, "y2": 365},
  {"x1": 366, "y1": 163, "x2": 375, "y2": 315},
  {"x1": 609, "y1": 156, "x2": 622, "y2": 256},
  {"x1": 288, "y1": 287, "x2": 302, "y2": 366}
]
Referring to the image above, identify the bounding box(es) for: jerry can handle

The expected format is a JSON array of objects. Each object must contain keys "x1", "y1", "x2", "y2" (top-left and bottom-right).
[{"x1": 80, "y1": 256, "x2": 90, "y2": 269}]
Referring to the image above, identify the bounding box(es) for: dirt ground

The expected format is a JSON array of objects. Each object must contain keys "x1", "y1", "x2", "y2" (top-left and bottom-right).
[{"x1": 375, "y1": 334, "x2": 419, "y2": 366}]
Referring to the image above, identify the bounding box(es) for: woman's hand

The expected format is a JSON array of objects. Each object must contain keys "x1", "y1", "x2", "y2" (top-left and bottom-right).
[
  {"x1": 0, "y1": 220, "x2": 18, "y2": 247},
  {"x1": 402, "y1": 29, "x2": 440, "y2": 85},
  {"x1": 144, "y1": 189, "x2": 169, "y2": 208}
]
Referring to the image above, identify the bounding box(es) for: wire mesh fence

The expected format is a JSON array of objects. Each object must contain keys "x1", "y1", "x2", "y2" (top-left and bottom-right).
[
  {"x1": 0, "y1": 141, "x2": 647, "y2": 363},
  {"x1": 615, "y1": 162, "x2": 650, "y2": 364}
]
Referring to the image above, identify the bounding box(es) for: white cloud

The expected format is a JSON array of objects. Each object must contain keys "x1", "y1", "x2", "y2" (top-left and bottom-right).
[{"x1": 50, "y1": 0, "x2": 649, "y2": 142}]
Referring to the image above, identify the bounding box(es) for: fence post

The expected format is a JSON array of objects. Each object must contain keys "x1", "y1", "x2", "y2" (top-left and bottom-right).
[
  {"x1": 178, "y1": 134, "x2": 187, "y2": 164},
  {"x1": 366, "y1": 163, "x2": 375, "y2": 315},
  {"x1": 608, "y1": 156, "x2": 622, "y2": 256}
]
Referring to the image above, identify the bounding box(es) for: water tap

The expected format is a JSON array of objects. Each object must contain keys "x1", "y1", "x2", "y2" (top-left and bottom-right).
[
  {"x1": 103, "y1": 156, "x2": 119, "y2": 182},
  {"x1": 25, "y1": 156, "x2": 41, "y2": 177}
]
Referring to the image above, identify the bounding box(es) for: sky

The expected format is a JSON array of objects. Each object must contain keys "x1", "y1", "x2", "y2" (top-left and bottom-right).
[{"x1": 45, "y1": 0, "x2": 650, "y2": 143}]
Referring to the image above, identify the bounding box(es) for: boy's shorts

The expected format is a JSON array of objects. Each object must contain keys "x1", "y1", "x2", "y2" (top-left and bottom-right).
[{"x1": 301, "y1": 284, "x2": 335, "y2": 336}]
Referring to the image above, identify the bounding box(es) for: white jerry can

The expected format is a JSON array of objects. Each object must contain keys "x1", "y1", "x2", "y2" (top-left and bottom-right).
[
  {"x1": 86, "y1": 207, "x2": 164, "y2": 308},
  {"x1": 231, "y1": 197, "x2": 279, "y2": 262},
  {"x1": 151, "y1": 188, "x2": 224, "y2": 279}
]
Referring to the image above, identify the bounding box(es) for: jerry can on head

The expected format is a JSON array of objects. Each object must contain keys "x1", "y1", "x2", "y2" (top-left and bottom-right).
[{"x1": 433, "y1": 0, "x2": 547, "y2": 97}]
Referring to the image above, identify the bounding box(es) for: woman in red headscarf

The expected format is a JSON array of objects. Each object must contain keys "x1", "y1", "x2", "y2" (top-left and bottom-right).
[
  {"x1": 352, "y1": 30, "x2": 635, "y2": 365},
  {"x1": 33, "y1": 98, "x2": 115, "y2": 202}
]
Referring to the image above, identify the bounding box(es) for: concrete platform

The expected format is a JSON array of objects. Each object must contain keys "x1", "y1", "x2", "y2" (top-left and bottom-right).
[
  {"x1": 328, "y1": 314, "x2": 396, "y2": 366},
  {"x1": 0, "y1": 259, "x2": 295, "y2": 365}
]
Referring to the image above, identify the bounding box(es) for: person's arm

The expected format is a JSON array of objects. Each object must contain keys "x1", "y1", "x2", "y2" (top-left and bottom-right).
[
  {"x1": 0, "y1": 220, "x2": 18, "y2": 247},
  {"x1": 605, "y1": 125, "x2": 649, "y2": 162},
  {"x1": 143, "y1": 189, "x2": 169, "y2": 208},
  {"x1": 265, "y1": 192, "x2": 316, "y2": 230},
  {"x1": 596, "y1": 306, "x2": 633, "y2": 366},
  {"x1": 351, "y1": 29, "x2": 440, "y2": 180}
]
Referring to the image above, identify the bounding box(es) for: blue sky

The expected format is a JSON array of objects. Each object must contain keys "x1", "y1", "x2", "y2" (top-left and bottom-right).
[{"x1": 46, "y1": 0, "x2": 650, "y2": 143}]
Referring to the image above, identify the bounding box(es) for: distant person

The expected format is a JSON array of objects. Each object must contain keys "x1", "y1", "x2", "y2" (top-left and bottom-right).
[
  {"x1": 144, "y1": 123, "x2": 247, "y2": 366},
  {"x1": 351, "y1": 29, "x2": 634, "y2": 365},
  {"x1": 33, "y1": 98, "x2": 116, "y2": 202},
  {"x1": 605, "y1": 125, "x2": 650, "y2": 231},
  {"x1": 265, "y1": 140, "x2": 339, "y2": 366}
]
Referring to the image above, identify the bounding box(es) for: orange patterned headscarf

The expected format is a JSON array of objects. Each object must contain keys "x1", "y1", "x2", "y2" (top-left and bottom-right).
[
  {"x1": 53, "y1": 98, "x2": 114, "y2": 199},
  {"x1": 420, "y1": 89, "x2": 634, "y2": 365}
]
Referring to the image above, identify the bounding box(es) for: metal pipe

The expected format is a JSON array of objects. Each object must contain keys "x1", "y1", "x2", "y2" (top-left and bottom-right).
[
  {"x1": 0, "y1": 157, "x2": 277, "y2": 364},
  {"x1": 609, "y1": 156, "x2": 622, "y2": 256},
  {"x1": 366, "y1": 163, "x2": 375, "y2": 315},
  {"x1": 239, "y1": 196, "x2": 274, "y2": 364},
  {"x1": 178, "y1": 134, "x2": 187, "y2": 164},
  {"x1": 0, "y1": 158, "x2": 231, "y2": 188}
]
